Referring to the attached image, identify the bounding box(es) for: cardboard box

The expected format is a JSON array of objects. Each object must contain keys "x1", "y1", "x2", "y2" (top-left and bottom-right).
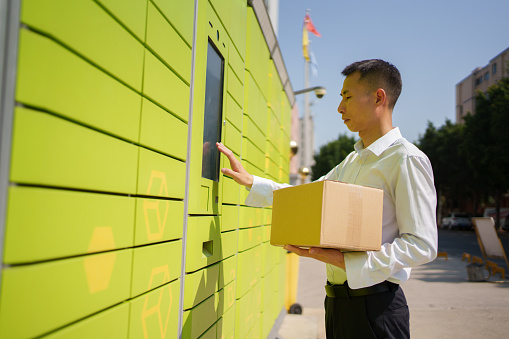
[{"x1": 271, "y1": 180, "x2": 383, "y2": 251}]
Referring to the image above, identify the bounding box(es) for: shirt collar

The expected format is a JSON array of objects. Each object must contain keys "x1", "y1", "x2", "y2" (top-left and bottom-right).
[{"x1": 354, "y1": 127, "x2": 403, "y2": 157}]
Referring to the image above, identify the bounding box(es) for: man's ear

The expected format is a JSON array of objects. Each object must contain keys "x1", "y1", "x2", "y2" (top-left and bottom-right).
[{"x1": 375, "y1": 88, "x2": 387, "y2": 106}]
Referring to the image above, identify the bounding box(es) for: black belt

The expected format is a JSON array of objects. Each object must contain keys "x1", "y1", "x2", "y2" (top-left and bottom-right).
[{"x1": 325, "y1": 280, "x2": 397, "y2": 298}]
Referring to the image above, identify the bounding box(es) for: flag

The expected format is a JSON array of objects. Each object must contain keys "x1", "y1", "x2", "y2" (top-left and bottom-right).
[
  {"x1": 302, "y1": 25, "x2": 310, "y2": 61},
  {"x1": 310, "y1": 49, "x2": 318, "y2": 76},
  {"x1": 304, "y1": 13, "x2": 321, "y2": 37},
  {"x1": 302, "y1": 11, "x2": 321, "y2": 61}
]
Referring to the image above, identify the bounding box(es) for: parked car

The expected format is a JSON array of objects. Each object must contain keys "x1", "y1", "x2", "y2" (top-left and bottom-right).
[{"x1": 441, "y1": 213, "x2": 473, "y2": 230}]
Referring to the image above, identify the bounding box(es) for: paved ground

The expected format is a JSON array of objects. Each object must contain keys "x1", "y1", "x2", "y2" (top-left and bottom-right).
[{"x1": 278, "y1": 229, "x2": 509, "y2": 339}]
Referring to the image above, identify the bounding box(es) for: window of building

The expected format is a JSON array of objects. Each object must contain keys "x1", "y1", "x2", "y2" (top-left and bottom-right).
[
  {"x1": 460, "y1": 105, "x2": 463, "y2": 116},
  {"x1": 201, "y1": 40, "x2": 224, "y2": 182},
  {"x1": 492, "y1": 63, "x2": 497, "y2": 74},
  {"x1": 484, "y1": 72, "x2": 489, "y2": 81},
  {"x1": 475, "y1": 76, "x2": 482, "y2": 86}
]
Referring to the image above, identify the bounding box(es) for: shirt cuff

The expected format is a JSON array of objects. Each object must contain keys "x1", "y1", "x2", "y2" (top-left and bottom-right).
[
  {"x1": 343, "y1": 251, "x2": 382, "y2": 289},
  {"x1": 244, "y1": 175, "x2": 275, "y2": 207}
]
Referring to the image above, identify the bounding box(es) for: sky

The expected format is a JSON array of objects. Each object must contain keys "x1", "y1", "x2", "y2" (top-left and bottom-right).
[{"x1": 276, "y1": 0, "x2": 509, "y2": 149}]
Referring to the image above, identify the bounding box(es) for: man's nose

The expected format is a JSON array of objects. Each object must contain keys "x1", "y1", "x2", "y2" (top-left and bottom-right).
[{"x1": 337, "y1": 102, "x2": 345, "y2": 114}]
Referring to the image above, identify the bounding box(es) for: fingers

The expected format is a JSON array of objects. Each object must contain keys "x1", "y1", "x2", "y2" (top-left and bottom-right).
[
  {"x1": 216, "y1": 142, "x2": 254, "y2": 188},
  {"x1": 284, "y1": 245, "x2": 311, "y2": 257},
  {"x1": 283, "y1": 246, "x2": 346, "y2": 269},
  {"x1": 217, "y1": 142, "x2": 236, "y2": 162}
]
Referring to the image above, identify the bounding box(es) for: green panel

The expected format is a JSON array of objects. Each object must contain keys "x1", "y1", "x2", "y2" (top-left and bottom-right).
[
  {"x1": 239, "y1": 206, "x2": 263, "y2": 229},
  {"x1": 10, "y1": 107, "x2": 138, "y2": 194},
  {"x1": 260, "y1": 242, "x2": 273, "y2": 276},
  {"x1": 152, "y1": 0, "x2": 194, "y2": 45},
  {"x1": 187, "y1": 0, "x2": 229, "y2": 216},
  {"x1": 41, "y1": 303, "x2": 129, "y2": 339},
  {"x1": 281, "y1": 92, "x2": 292, "y2": 135},
  {"x1": 227, "y1": 65, "x2": 244, "y2": 109},
  {"x1": 263, "y1": 208, "x2": 273, "y2": 225},
  {"x1": 96, "y1": 0, "x2": 148, "y2": 41},
  {"x1": 229, "y1": 0, "x2": 247, "y2": 60},
  {"x1": 279, "y1": 129, "x2": 291, "y2": 158},
  {"x1": 262, "y1": 225, "x2": 271, "y2": 243},
  {"x1": 137, "y1": 147, "x2": 186, "y2": 199},
  {"x1": 221, "y1": 204, "x2": 239, "y2": 232},
  {"x1": 184, "y1": 263, "x2": 219, "y2": 310},
  {"x1": 224, "y1": 120, "x2": 241, "y2": 156},
  {"x1": 228, "y1": 39, "x2": 244, "y2": 84},
  {"x1": 209, "y1": 0, "x2": 231, "y2": 32},
  {"x1": 0, "y1": 250, "x2": 132, "y2": 339},
  {"x1": 139, "y1": 98, "x2": 187, "y2": 161},
  {"x1": 182, "y1": 293, "x2": 218, "y2": 339},
  {"x1": 243, "y1": 72, "x2": 267, "y2": 136},
  {"x1": 243, "y1": 114, "x2": 266, "y2": 150},
  {"x1": 185, "y1": 216, "x2": 222, "y2": 272},
  {"x1": 198, "y1": 323, "x2": 217, "y2": 339},
  {"x1": 16, "y1": 29, "x2": 142, "y2": 142},
  {"x1": 261, "y1": 268, "x2": 275, "y2": 311},
  {"x1": 235, "y1": 281, "x2": 261, "y2": 339},
  {"x1": 4, "y1": 186, "x2": 134, "y2": 264},
  {"x1": 245, "y1": 9, "x2": 269, "y2": 100},
  {"x1": 129, "y1": 279, "x2": 180, "y2": 339},
  {"x1": 225, "y1": 93, "x2": 243, "y2": 131},
  {"x1": 261, "y1": 302, "x2": 276, "y2": 339},
  {"x1": 236, "y1": 244, "x2": 262, "y2": 299},
  {"x1": 265, "y1": 156, "x2": 279, "y2": 181},
  {"x1": 146, "y1": 1, "x2": 192, "y2": 84},
  {"x1": 242, "y1": 137, "x2": 265, "y2": 170},
  {"x1": 131, "y1": 240, "x2": 182, "y2": 298},
  {"x1": 267, "y1": 110, "x2": 281, "y2": 152},
  {"x1": 134, "y1": 198, "x2": 184, "y2": 246},
  {"x1": 266, "y1": 139, "x2": 279, "y2": 162},
  {"x1": 268, "y1": 60, "x2": 283, "y2": 118},
  {"x1": 241, "y1": 159, "x2": 264, "y2": 178},
  {"x1": 238, "y1": 226, "x2": 263, "y2": 252},
  {"x1": 217, "y1": 304, "x2": 236, "y2": 339},
  {"x1": 219, "y1": 254, "x2": 237, "y2": 289},
  {"x1": 220, "y1": 229, "x2": 238, "y2": 260},
  {"x1": 21, "y1": 0, "x2": 145, "y2": 91},
  {"x1": 222, "y1": 177, "x2": 240, "y2": 205},
  {"x1": 217, "y1": 280, "x2": 236, "y2": 317},
  {"x1": 143, "y1": 50, "x2": 190, "y2": 122}
]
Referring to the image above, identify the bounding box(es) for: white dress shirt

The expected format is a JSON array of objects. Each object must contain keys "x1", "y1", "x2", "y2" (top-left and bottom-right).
[{"x1": 245, "y1": 127, "x2": 438, "y2": 289}]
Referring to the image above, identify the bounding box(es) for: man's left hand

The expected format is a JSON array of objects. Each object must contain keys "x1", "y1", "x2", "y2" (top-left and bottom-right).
[{"x1": 284, "y1": 245, "x2": 346, "y2": 270}]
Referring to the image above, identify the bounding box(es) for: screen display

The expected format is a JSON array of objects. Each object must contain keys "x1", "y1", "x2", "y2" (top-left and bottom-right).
[{"x1": 201, "y1": 41, "x2": 224, "y2": 182}]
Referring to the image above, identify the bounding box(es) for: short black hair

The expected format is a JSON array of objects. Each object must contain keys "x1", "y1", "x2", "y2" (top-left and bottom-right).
[{"x1": 342, "y1": 59, "x2": 402, "y2": 109}]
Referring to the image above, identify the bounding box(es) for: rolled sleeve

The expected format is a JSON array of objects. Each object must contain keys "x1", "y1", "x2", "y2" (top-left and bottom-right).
[{"x1": 244, "y1": 175, "x2": 292, "y2": 207}]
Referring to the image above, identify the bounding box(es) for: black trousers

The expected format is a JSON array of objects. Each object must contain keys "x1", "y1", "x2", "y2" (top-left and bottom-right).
[{"x1": 324, "y1": 283, "x2": 410, "y2": 339}]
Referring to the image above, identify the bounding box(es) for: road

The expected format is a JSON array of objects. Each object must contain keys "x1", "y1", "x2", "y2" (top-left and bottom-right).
[{"x1": 278, "y1": 228, "x2": 509, "y2": 339}]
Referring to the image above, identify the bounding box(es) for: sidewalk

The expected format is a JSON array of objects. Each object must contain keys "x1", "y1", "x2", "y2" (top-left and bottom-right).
[{"x1": 278, "y1": 254, "x2": 509, "y2": 339}]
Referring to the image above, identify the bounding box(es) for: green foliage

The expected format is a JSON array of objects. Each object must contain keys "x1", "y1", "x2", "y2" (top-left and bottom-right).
[
  {"x1": 311, "y1": 134, "x2": 356, "y2": 180},
  {"x1": 418, "y1": 72, "x2": 509, "y2": 222}
]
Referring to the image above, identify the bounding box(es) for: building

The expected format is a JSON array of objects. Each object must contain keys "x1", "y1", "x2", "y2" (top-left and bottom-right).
[
  {"x1": 0, "y1": 0, "x2": 297, "y2": 338},
  {"x1": 456, "y1": 47, "x2": 509, "y2": 123}
]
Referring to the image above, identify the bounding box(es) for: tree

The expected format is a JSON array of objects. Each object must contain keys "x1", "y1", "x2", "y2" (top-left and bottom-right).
[
  {"x1": 418, "y1": 120, "x2": 467, "y2": 223},
  {"x1": 311, "y1": 134, "x2": 356, "y2": 180},
  {"x1": 466, "y1": 73, "x2": 509, "y2": 227}
]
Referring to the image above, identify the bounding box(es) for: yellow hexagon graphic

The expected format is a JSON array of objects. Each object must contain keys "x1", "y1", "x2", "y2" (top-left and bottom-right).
[
  {"x1": 141, "y1": 265, "x2": 173, "y2": 339},
  {"x1": 144, "y1": 171, "x2": 170, "y2": 241},
  {"x1": 84, "y1": 227, "x2": 116, "y2": 294}
]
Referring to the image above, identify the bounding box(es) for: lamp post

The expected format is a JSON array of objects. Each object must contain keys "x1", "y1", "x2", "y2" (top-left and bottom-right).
[
  {"x1": 293, "y1": 86, "x2": 326, "y2": 183},
  {"x1": 299, "y1": 167, "x2": 310, "y2": 185}
]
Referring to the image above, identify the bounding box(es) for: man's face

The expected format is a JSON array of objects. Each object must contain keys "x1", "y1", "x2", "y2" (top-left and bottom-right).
[{"x1": 337, "y1": 72, "x2": 377, "y2": 133}]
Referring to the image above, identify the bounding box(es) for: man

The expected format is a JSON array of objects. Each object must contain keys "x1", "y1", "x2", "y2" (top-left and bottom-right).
[{"x1": 217, "y1": 59, "x2": 438, "y2": 338}]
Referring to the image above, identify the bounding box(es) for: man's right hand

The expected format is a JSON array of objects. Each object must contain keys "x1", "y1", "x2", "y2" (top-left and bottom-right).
[{"x1": 217, "y1": 142, "x2": 254, "y2": 189}]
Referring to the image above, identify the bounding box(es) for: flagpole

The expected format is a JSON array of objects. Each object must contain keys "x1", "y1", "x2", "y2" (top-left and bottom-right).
[{"x1": 303, "y1": 57, "x2": 311, "y2": 184}]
